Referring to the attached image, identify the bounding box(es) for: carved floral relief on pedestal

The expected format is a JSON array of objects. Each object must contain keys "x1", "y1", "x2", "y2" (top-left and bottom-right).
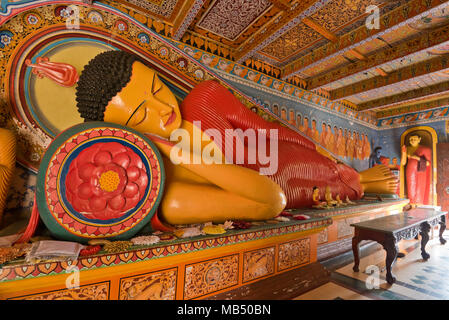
[
  {"x1": 278, "y1": 238, "x2": 310, "y2": 271},
  {"x1": 8, "y1": 282, "x2": 110, "y2": 300},
  {"x1": 243, "y1": 247, "x2": 275, "y2": 283},
  {"x1": 184, "y1": 254, "x2": 239, "y2": 299},
  {"x1": 119, "y1": 268, "x2": 177, "y2": 300}
]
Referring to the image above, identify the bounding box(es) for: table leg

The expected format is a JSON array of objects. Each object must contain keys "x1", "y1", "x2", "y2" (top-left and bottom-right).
[
  {"x1": 352, "y1": 235, "x2": 361, "y2": 272},
  {"x1": 420, "y1": 222, "x2": 431, "y2": 261},
  {"x1": 439, "y1": 215, "x2": 447, "y2": 245},
  {"x1": 382, "y1": 236, "x2": 398, "y2": 285}
]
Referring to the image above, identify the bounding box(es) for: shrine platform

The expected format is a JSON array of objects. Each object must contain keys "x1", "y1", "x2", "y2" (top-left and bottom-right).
[{"x1": 0, "y1": 199, "x2": 408, "y2": 300}]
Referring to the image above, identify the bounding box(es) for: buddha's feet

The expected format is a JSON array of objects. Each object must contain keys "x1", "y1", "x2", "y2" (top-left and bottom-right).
[{"x1": 359, "y1": 165, "x2": 398, "y2": 194}]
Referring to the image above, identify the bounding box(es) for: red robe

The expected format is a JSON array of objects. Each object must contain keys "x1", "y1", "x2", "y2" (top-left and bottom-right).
[
  {"x1": 180, "y1": 81, "x2": 363, "y2": 209},
  {"x1": 406, "y1": 145, "x2": 432, "y2": 205}
]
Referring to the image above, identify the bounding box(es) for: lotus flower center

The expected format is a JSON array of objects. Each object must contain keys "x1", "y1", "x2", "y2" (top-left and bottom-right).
[{"x1": 99, "y1": 170, "x2": 120, "y2": 192}]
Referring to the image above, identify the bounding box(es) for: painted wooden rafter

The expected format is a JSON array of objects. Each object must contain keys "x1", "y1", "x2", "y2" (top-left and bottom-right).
[
  {"x1": 306, "y1": 23, "x2": 449, "y2": 90},
  {"x1": 358, "y1": 79, "x2": 449, "y2": 111},
  {"x1": 270, "y1": 0, "x2": 291, "y2": 11},
  {"x1": 172, "y1": 0, "x2": 205, "y2": 41},
  {"x1": 302, "y1": 17, "x2": 367, "y2": 62},
  {"x1": 376, "y1": 95, "x2": 449, "y2": 119},
  {"x1": 330, "y1": 54, "x2": 449, "y2": 101}
]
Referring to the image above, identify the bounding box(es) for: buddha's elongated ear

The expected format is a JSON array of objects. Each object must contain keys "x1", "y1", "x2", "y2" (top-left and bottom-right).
[{"x1": 25, "y1": 57, "x2": 79, "y2": 87}]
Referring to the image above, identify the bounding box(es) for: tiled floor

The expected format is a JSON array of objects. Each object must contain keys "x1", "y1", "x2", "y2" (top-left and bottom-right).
[{"x1": 295, "y1": 229, "x2": 449, "y2": 300}]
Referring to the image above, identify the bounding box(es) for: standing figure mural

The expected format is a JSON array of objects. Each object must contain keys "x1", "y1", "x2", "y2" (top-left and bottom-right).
[{"x1": 401, "y1": 134, "x2": 432, "y2": 206}]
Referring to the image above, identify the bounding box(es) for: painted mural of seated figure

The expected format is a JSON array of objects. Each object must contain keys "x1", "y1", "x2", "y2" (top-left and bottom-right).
[{"x1": 75, "y1": 51, "x2": 398, "y2": 225}]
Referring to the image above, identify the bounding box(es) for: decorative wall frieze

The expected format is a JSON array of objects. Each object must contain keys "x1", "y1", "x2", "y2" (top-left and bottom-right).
[
  {"x1": 213, "y1": 68, "x2": 379, "y2": 130},
  {"x1": 173, "y1": 42, "x2": 378, "y2": 127}
]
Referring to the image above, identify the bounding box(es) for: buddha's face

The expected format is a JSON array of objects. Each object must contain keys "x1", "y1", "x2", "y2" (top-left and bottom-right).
[
  {"x1": 409, "y1": 135, "x2": 421, "y2": 147},
  {"x1": 103, "y1": 61, "x2": 182, "y2": 138}
]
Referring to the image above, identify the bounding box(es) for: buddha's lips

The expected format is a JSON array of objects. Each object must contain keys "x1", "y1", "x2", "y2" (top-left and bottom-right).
[{"x1": 164, "y1": 111, "x2": 176, "y2": 126}]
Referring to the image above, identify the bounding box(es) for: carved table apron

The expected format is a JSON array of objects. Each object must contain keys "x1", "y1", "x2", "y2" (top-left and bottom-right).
[{"x1": 351, "y1": 208, "x2": 447, "y2": 285}]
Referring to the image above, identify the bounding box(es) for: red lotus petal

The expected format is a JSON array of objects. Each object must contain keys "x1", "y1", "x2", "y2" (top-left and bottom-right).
[
  {"x1": 113, "y1": 152, "x2": 130, "y2": 169},
  {"x1": 66, "y1": 168, "x2": 83, "y2": 193},
  {"x1": 136, "y1": 173, "x2": 148, "y2": 190},
  {"x1": 111, "y1": 224, "x2": 122, "y2": 233},
  {"x1": 64, "y1": 142, "x2": 77, "y2": 153},
  {"x1": 77, "y1": 144, "x2": 100, "y2": 166},
  {"x1": 76, "y1": 135, "x2": 88, "y2": 144},
  {"x1": 94, "y1": 150, "x2": 112, "y2": 166},
  {"x1": 102, "y1": 128, "x2": 113, "y2": 136},
  {"x1": 123, "y1": 193, "x2": 140, "y2": 211},
  {"x1": 108, "y1": 194, "x2": 126, "y2": 211},
  {"x1": 89, "y1": 196, "x2": 107, "y2": 211},
  {"x1": 47, "y1": 177, "x2": 57, "y2": 189},
  {"x1": 126, "y1": 166, "x2": 140, "y2": 181},
  {"x1": 88, "y1": 131, "x2": 101, "y2": 139},
  {"x1": 53, "y1": 202, "x2": 65, "y2": 214},
  {"x1": 78, "y1": 162, "x2": 96, "y2": 181},
  {"x1": 128, "y1": 152, "x2": 143, "y2": 169},
  {"x1": 99, "y1": 142, "x2": 127, "y2": 157},
  {"x1": 86, "y1": 225, "x2": 97, "y2": 235},
  {"x1": 99, "y1": 226, "x2": 111, "y2": 234},
  {"x1": 62, "y1": 214, "x2": 74, "y2": 224},
  {"x1": 123, "y1": 182, "x2": 139, "y2": 198},
  {"x1": 72, "y1": 198, "x2": 90, "y2": 213},
  {"x1": 78, "y1": 182, "x2": 93, "y2": 200}
]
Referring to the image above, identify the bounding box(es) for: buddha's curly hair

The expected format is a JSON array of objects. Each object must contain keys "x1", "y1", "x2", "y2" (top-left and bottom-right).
[{"x1": 75, "y1": 50, "x2": 140, "y2": 122}]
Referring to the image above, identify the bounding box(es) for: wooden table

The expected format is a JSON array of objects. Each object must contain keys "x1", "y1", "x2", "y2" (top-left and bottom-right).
[{"x1": 351, "y1": 208, "x2": 447, "y2": 284}]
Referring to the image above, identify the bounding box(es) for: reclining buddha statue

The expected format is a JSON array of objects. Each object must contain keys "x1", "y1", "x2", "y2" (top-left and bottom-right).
[{"x1": 73, "y1": 51, "x2": 397, "y2": 226}]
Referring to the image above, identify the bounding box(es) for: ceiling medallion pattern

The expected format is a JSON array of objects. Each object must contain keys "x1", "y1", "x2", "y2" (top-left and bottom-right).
[
  {"x1": 197, "y1": 0, "x2": 272, "y2": 41},
  {"x1": 236, "y1": 0, "x2": 333, "y2": 63},
  {"x1": 124, "y1": 0, "x2": 179, "y2": 18},
  {"x1": 310, "y1": 0, "x2": 377, "y2": 33},
  {"x1": 260, "y1": 23, "x2": 322, "y2": 61}
]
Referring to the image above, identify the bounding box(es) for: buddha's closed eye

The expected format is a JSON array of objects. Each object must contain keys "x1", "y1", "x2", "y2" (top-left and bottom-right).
[
  {"x1": 126, "y1": 100, "x2": 146, "y2": 126},
  {"x1": 152, "y1": 73, "x2": 163, "y2": 95}
]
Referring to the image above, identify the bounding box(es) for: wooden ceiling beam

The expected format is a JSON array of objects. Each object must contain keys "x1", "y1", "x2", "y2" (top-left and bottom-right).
[
  {"x1": 270, "y1": 0, "x2": 291, "y2": 11},
  {"x1": 282, "y1": 0, "x2": 449, "y2": 80},
  {"x1": 329, "y1": 54, "x2": 449, "y2": 101},
  {"x1": 302, "y1": 17, "x2": 338, "y2": 42},
  {"x1": 302, "y1": 17, "x2": 367, "y2": 62},
  {"x1": 376, "y1": 94, "x2": 449, "y2": 119},
  {"x1": 172, "y1": 0, "x2": 205, "y2": 41},
  {"x1": 306, "y1": 22, "x2": 449, "y2": 90},
  {"x1": 358, "y1": 79, "x2": 449, "y2": 111}
]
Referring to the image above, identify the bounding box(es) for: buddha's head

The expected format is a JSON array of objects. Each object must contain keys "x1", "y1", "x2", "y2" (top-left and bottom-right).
[
  {"x1": 76, "y1": 51, "x2": 182, "y2": 139},
  {"x1": 409, "y1": 135, "x2": 421, "y2": 147}
]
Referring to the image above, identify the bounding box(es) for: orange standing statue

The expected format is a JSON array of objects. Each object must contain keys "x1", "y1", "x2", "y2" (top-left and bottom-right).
[{"x1": 401, "y1": 135, "x2": 432, "y2": 206}]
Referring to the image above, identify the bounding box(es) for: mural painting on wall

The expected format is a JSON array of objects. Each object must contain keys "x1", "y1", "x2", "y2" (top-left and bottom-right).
[{"x1": 267, "y1": 104, "x2": 373, "y2": 171}]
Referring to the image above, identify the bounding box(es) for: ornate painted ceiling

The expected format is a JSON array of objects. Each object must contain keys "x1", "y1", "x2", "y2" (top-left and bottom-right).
[{"x1": 101, "y1": 0, "x2": 449, "y2": 119}]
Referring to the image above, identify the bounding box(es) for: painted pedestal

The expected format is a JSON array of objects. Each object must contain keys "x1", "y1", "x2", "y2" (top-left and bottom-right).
[{"x1": 0, "y1": 217, "x2": 331, "y2": 300}]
